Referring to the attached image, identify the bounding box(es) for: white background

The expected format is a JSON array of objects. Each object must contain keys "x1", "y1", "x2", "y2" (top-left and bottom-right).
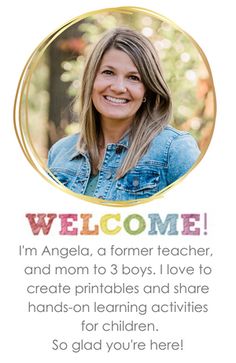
[{"x1": 0, "y1": 0, "x2": 235, "y2": 361}]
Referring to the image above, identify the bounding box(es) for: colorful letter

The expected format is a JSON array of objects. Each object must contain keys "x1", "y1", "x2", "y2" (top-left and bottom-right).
[
  {"x1": 25, "y1": 213, "x2": 57, "y2": 235},
  {"x1": 100, "y1": 214, "x2": 121, "y2": 235}
]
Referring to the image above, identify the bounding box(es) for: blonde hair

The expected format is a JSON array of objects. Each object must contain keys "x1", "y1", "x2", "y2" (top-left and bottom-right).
[{"x1": 78, "y1": 27, "x2": 172, "y2": 178}]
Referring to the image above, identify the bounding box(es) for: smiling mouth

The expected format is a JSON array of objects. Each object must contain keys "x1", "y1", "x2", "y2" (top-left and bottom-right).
[{"x1": 104, "y1": 96, "x2": 129, "y2": 104}]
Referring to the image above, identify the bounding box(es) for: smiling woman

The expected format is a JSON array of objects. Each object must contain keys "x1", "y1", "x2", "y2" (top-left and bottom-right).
[
  {"x1": 92, "y1": 49, "x2": 146, "y2": 128},
  {"x1": 47, "y1": 27, "x2": 200, "y2": 201}
]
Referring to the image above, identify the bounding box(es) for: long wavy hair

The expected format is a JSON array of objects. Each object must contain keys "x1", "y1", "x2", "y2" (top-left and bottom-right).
[{"x1": 78, "y1": 27, "x2": 172, "y2": 178}]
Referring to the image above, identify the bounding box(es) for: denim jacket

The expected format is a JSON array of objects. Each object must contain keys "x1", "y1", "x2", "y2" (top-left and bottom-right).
[{"x1": 48, "y1": 126, "x2": 200, "y2": 201}]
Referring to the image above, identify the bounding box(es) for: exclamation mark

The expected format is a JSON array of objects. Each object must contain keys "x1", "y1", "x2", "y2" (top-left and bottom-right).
[
  {"x1": 204, "y1": 213, "x2": 208, "y2": 235},
  {"x1": 181, "y1": 339, "x2": 184, "y2": 350}
]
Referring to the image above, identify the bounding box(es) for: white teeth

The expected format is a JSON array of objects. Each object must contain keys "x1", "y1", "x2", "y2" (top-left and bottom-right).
[{"x1": 105, "y1": 96, "x2": 128, "y2": 104}]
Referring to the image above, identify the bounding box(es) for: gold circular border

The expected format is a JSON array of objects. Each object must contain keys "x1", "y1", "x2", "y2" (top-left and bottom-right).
[{"x1": 14, "y1": 6, "x2": 217, "y2": 207}]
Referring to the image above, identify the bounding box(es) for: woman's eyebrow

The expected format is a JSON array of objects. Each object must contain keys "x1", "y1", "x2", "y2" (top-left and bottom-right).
[
  {"x1": 100, "y1": 64, "x2": 140, "y2": 74},
  {"x1": 100, "y1": 65, "x2": 115, "y2": 69},
  {"x1": 127, "y1": 71, "x2": 140, "y2": 74}
]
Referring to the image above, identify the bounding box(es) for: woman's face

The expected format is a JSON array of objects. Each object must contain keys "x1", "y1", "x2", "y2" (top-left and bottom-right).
[{"x1": 92, "y1": 48, "x2": 146, "y2": 126}]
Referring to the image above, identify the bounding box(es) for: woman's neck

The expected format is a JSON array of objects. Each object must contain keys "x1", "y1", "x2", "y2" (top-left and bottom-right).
[{"x1": 100, "y1": 118, "x2": 132, "y2": 145}]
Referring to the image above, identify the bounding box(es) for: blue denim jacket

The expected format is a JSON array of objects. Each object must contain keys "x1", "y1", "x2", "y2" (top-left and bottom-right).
[{"x1": 48, "y1": 126, "x2": 200, "y2": 201}]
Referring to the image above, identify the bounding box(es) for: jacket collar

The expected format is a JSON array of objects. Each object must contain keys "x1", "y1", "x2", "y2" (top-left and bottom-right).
[
  {"x1": 115, "y1": 132, "x2": 129, "y2": 148},
  {"x1": 69, "y1": 132, "x2": 129, "y2": 161}
]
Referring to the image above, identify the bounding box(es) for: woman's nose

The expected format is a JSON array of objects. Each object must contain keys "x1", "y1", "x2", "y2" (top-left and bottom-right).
[{"x1": 110, "y1": 78, "x2": 127, "y2": 93}]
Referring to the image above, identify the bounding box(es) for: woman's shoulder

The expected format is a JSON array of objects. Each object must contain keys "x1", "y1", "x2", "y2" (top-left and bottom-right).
[
  {"x1": 152, "y1": 125, "x2": 199, "y2": 151},
  {"x1": 48, "y1": 133, "x2": 80, "y2": 167},
  {"x1": 155, "y1": 125, "x2": 190, "y2": 141},
  {"x1": 154, "y1": 125, "x2": 200, "y2": 184},
  {"x1": 148, "y1": 124, "x2": 200, "y2": 165}
]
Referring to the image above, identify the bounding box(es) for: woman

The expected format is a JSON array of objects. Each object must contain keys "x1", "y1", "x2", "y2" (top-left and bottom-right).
[{"x1": 48, "y1": 27, "x2": 200, "y2": 201}]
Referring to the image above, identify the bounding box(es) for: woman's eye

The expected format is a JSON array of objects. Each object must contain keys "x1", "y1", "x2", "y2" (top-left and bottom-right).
[
  {"x1": 102, "y1": 70, "x2": 113, "y2": 75},
  {"x1": 129, "y1": 75, "x2": 141, "y2": 81}
]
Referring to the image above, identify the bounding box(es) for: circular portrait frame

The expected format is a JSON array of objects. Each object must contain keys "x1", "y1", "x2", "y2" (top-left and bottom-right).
[{"x1": 14, "y1": 6, "x2": 216, "y2": 206}]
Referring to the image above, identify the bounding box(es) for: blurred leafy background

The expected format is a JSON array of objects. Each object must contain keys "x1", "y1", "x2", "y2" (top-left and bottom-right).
[{"x1": 27, "y1": 10, "x2": 215, "y2": 164}]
